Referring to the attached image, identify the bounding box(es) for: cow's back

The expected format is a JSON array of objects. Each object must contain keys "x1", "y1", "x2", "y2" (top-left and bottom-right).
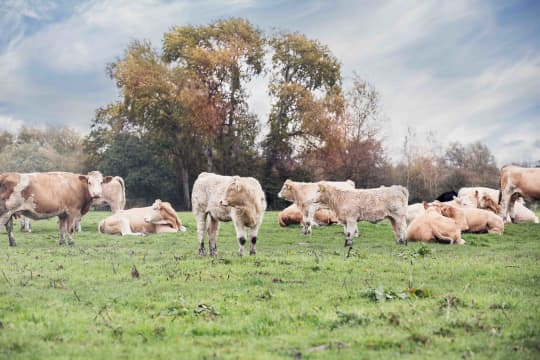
[
  {"x1": 16, "y1": 172, "x2": 91, "y2": 218},
  {"x1": 191, "y1": 172, "x2": 232, "y2": 220}
]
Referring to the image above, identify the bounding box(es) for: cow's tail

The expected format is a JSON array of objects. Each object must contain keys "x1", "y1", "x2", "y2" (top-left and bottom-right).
[{"x1": 117, "y1": 176, "x2": 126, "y2": 211}]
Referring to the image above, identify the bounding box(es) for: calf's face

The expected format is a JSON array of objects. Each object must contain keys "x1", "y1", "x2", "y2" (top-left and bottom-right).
[
  {"x1": 277, "y1": 180, "x2": 294, "y2": 201},
  {"x1": 220, "y1": 180, "x2": 244, "y2": 207}
]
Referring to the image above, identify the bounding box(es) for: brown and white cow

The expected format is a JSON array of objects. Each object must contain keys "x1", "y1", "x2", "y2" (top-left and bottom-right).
[
  {"x1": 406, "y1": 203, "x2": 465, "y2": 244},
  {"x1": 98, "y1": 199, "x2": 185, "y2": 236},
  {"x1": 429, "y1": 201, "x2": 504, "y2": 234},
  {"x1": 499, "y1": 165, "x2": 540, "y2": 223},
  {"x1": 192, "y1": 172, "x2": 266, "y2": 257},
  {"x1": 314, "y1": 183, "x2": 409, "y2": 247},
  {"x1": 22, "y1": 175, "x2": 126, "y2": 233},
  {"x1": 0, "y1": 171, "x2": 111, "y2": 246},
  {"x1": 277, "y1": 179, "x2": 355, "y2": 235},
  {"x1": 277, "y1": 203, "x2": 338, "y2": 227}
]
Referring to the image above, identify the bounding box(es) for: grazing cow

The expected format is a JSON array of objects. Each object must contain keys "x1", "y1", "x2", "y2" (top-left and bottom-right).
[
  {"x1": 75, "y1": 175, "x2": 126, "y2": 232},
  {"x1": 277, "y1": 203, "x2": 338, "y2": 227},
  {"x1": 277, "y1": 179, "x2": 355, "y2": 235},
  {"x1": 98, "y1": 199, "x2": 185, "y2": 235},
  {"x1": 435, "y1": 190, "x2": 458, "y2": 202},
  {"x1": 406, "y1": 203, "x2": 465, "y2": 244},
  {"x1": 406, "y1": 203, "x2": 425, "y2": 224},
  {"x1": 0, "y1": 171, "x2": 111, "y2": 246},
  {"x1": 314, "y1": 184, "x2": 408, "y2": 247},
  {"x1": 192, "y1": 172, "x2": 266, "y2": 257},
  {"x1": 430, "y1": 201, "x2": 504, "y2": 234},
  {"x1": 499, "y1": 165, "x2": 540, "y2": 223}
]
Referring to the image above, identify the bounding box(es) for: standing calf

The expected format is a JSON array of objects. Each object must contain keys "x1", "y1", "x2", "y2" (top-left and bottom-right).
[
  {"x1": 192, "y1": 172, "x2": 266, "y2": 257},
  {"x1": 314, "y1": 184, "x2": 408, "y2": 247}
]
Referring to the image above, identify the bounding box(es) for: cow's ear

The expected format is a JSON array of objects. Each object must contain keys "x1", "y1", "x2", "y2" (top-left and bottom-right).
[
  {"x1": 285, "y1": 184, "x2": 291, "y2": 190},
  {"x1": 103, "y1": 176, "x2": 113, "y2": 184},
  {"x1": 318, "y1": 184, "x2": 325, "y2": 192},
  {"x1": 474, "y1": 190, "x2": 479, "y2": 198},
  {"x1": 78, "y1": 175, "x2": 88, "y2": 183},
  {"x1": 423, "y1": 201, "x2": 428, "y2": 209}
]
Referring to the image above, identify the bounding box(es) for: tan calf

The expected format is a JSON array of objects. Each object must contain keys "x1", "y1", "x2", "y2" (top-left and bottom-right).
[
  {"x1": 406, "y1": 204, "x2": 465, "y2": 244},
  {"x1": 431, "y1": 201, "x2": 504, "y2": 234},
  {"x1": 314, "y1": 184, "x2": 408, "y2": 247}
]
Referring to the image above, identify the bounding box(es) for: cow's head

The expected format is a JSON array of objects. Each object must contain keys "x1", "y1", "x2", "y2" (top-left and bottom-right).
[
  {"x1": 437, "y1": 203, "x2": 468, "y2": 231},
  {"x1": 314, "y1": 183, "x2": 329, "y2": 204},
  {"x1": 144, "y1": 199, "x2": 186, "y2": 232},
  {"x1": 479, "y1": 195, "x2": 501, "y2": 214},
  {"x1": 80, "y1": 171, "x2": 112, "y2": 199},
  {"x1": 277, "y1": 179, "x2": 295, "y2": 201},
  {"x1": 220, "y1": 176, "x2": 244, "y2": 208}
]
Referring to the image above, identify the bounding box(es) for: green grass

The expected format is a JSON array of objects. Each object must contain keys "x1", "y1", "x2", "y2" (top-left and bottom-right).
[{"x1": 0, "y1": 211, "x2": 539, "y2": 359}]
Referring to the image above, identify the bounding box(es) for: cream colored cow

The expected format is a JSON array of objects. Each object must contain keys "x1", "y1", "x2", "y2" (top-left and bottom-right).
[{"x1": 192, "y1": 172, "x2": 266, "y2": 257}]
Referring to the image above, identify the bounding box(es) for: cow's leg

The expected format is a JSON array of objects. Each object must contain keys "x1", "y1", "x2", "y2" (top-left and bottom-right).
[
  {"x1": 119, "y1": 217, "x2": 144, "y2": 236},
  {"x1": 20, "y1": 216, "x2": 32, "y2": 233},
  {"x1": 508, "y1": 193, "x2": 520, "y2": 223},
  {"x1": 66, "y1": 216, "x2": 77, "y2": 245},
  {"x1": 6, "y1": 216, "x2": 16, "y2": 247},
  {"x1": 248, "y1": 222, "x2": 262, "y2": 256},
  {"x1": 344, "y1": 220, "x2": 356, "y2": 247},
  {"x1": 208, "y1": 217, "x2": 220, "y2": 257},
  {"x1": 195, "y1": 214, "x2": 207, "y2": 256},
  {"x1": 232, "y1": 219, "x2": 247, "y2": 257},
  {"x1": 500, "y1": 188, "x2": 513, "y2": 223},
  {"x1": 303, "y1": 206, "x2": 316, "y2": 235},
  {"x1": 74, "y1": 218, "x2": 82, "y2": 233},
  {"x1": 58, "y1": 217, "x2": 67, "y2": 245}
]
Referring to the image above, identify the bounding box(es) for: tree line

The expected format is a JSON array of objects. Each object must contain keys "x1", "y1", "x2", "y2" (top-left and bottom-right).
[{"x1": 0, "y1": 18, "x2": 502, "y2": 210}]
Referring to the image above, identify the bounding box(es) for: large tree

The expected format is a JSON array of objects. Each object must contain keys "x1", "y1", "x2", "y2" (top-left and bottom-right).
[{"x1": 262, "y1": 32, "x2": 346, "y2": 201}]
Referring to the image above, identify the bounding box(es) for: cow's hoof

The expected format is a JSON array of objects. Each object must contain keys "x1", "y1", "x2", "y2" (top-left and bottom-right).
[
  {"x1": 9, "y1": 242, "x2": 16, "y2": 247},
  {"x1": 237, "y1": 249, "x2": 245, "y2": 257},
  {"x1": 210, "y1": 248, "x2": 218, "y2": 257},
  {"x1": 198, "y1": 248, "x2": 207, "y2": 256},
  {"x1": 249, "y1": 250, "x2": 256, "y2": 256},
  {"x1": 344, "y1": 239, "x2": 353, "y2": 247}
]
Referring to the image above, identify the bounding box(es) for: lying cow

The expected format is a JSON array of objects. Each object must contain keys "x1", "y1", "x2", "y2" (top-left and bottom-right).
[
  {"x1": 406, "y1": 203, "x2": 425, "y2": 224},
  {"x1": 511, "y1": 198, "x2": 539, "y2": 224},
  {"x1": 98, "y1": 199, "x2": 185, "y2": 235},
  {"x1": 314, "y1": 183, "x2": 408, "y2": 247},
  {"x1": 430, "y1": 201, "x2": 504, "y2": 234},
  {"x1": 0, "y1": 171, "x2": 110, "y2": 246},
  {"x1": 192, "y1": 172, "x2": 266, "y2": 257},
  {"x1": 277, "y1": 203, "x2": 338, "y2": 227},
  {"x1": 500, "y1": 165, "x2": 540, "y2": 223},
  {"x1": 278, "y1": 179, "x2": 355, "y2": 235},
  {"x1": 457, "y1": 187, "x2": 499, "y2": 208},
  {"x1": 406, "y1": 203, "x2": 465, "y2": 244}
]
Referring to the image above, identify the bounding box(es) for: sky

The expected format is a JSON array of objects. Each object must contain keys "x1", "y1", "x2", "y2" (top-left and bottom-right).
[{"x1": 1, "y1": 0, "x2": 539, "y2": 166}]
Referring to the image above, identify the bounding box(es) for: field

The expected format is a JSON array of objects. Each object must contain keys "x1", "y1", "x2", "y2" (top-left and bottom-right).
[{"x1": 0, "y1": 211, "x2": 539, "y2": 359}]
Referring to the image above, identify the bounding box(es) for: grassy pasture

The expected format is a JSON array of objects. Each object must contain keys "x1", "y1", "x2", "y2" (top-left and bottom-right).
[{"x1": 0, "y1": 211, "x2": 539, "y2": 359}]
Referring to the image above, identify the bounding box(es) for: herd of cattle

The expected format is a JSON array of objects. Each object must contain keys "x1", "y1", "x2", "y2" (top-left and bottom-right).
[{"x1": 0, "y1": 165, "x2": 538, "y2": 254}]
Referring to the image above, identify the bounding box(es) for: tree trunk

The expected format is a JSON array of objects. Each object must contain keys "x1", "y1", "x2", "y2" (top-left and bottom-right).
[{"x1": 206, "y1": 145, "x2": 214, "y2": 172}]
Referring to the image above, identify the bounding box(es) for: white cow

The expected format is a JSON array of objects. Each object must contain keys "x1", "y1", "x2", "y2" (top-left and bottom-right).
[{"x1": 192, "y1": 172, "x2": 266, "y2": 257}]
